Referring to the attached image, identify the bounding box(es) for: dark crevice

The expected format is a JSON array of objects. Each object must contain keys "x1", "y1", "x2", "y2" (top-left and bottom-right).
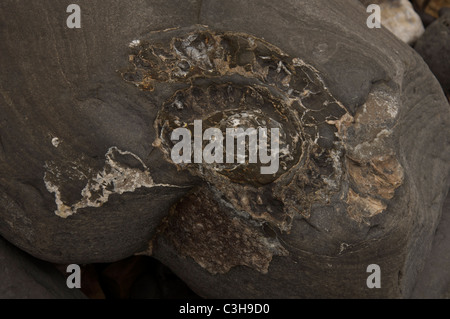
[{"x1": 56, "y1": 256, "x2": 201, "y2": 299}]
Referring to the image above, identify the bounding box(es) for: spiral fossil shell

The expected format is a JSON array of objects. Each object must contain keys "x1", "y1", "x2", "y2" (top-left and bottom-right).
[
  {"x1": 120, "y1": 25, "x2": 404, "y2": 274},
  {"x1": 122, "y1": 26, "x2": 347, "y2": 215}
]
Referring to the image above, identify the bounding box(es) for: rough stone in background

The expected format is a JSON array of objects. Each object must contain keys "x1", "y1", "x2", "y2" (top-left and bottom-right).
[
  {"x1": 361, "y1": 0, "x2": 425, "y2": 44},
  {"x1": 414, "y1": 0, "x2": 450, "y2": 18},
  {"x1": 0, "y1": 237, "x2": 86, "y2": 299},
  {"x1": 0, "y1": 0, "x2": 449, "y2": 299},
  {"x1": 414, "y1": 9, "x2": 450, "y2": 96}
]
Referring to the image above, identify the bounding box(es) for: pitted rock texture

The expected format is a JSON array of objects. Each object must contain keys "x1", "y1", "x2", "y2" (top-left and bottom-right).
[
  {"x1": 0, "y1": 0, "x2": 449, "y2": 299},
  {"x1": 154, "y1": 187, "x2": 288, "y2": 275}
]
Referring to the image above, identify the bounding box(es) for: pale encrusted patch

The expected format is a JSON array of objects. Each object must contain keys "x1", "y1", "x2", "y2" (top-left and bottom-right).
[{"x1": 44, "y1": 147, "x2": 184, "y2": 218}]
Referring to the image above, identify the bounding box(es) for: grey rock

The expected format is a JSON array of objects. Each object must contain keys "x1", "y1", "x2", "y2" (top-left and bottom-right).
[
  {"x1": 0, "y1": 0, "x2": 199, "y2": 264},
  {"x1": 0, "y1": 236, "x2": 86, "y2": 299},
  {"x1": 0, "y1": 0, "x2": 449, "y2": 299},
  {"x1": 414, "y1": 9, "x2": 450, "y2": 95},
  {"x1": 412, "y1": 190, "x2": 450, "y2": 298}
]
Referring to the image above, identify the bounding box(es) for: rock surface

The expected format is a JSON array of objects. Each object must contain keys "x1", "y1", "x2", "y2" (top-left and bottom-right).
[
  {"x1": 0, "y1": 236, "x2": 86, "y2": 299},
  {"x1": 412, "y1": 191, "x2": 450, "y2": 298},
  {"x1": 0, "y1": 0, "x2": 449, "y2": 298},
  {"x1": 414, "y1": 8, "x2": 450, "y2": 96}
]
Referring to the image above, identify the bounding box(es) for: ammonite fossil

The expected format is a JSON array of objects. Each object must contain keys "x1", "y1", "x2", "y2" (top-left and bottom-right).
[
  {"x1": 119, "y1": 25, "x2": 423, "y2": 286},
  {"x1": 121, "y1": 27, "x2": 350, "y2": 230}
]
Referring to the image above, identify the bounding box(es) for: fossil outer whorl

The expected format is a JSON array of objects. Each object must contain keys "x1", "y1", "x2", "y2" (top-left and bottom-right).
[
  {"x1": 122, "y1": 27, "x2": 355, "y2": 234},
  {"x1": 121, "y1": 26, "x2": 406, "y2": 275}
]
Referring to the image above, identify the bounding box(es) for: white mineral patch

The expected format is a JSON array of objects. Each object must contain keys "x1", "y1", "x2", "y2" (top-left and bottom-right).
[
  {"x1": 175, "y1": 34, "x2": 214, "y2": 70},
  {"x1": 372, "y1": 90, "x2": 399, "y2": 119},
  {"x1": 51, "y1": 137, "x2": 61, "y2": 148},
  {"x1": 322, "y1": 149, "x2": 343, "y2": 189},
  {"x1": 129, "y1": 40, "x2": 141, "y2": 48},
  {"x1": 173, "y1": 99, "x2": 184, "y2": 110},
  {"x1": 43, "y1": 178, "x2": 74, "y2": 218},
  {"x1": 44, "y1": 147, "x2": 185, "y2": 218},
  {"x1": 292, "y1": 57, "x2": 306, "y2": 67},
  {"x1": 339, "y1": 243, "x2": 350, "y2": 254},
  {"x1": 276, "y1": 61, "x2": 291, "y2": 75}
]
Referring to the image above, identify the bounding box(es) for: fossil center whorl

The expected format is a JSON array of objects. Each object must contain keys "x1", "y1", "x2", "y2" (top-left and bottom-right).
[{"x1": 155, "y1": 82, "x2": 303, "y2": 186}]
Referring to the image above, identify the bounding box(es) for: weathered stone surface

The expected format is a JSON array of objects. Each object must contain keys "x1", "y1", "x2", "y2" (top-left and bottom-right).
[
  {"x1": 0, "y1": 0, "x2": 449, "y2": 299},
  {"x1": 414, "y1": 9, "x2": 450, "y2": 96},
  {"x1": 0, "y1": 0, "x2": 200, "y2": 264},
  {"x1": 0, "y1": 236, "x2": 86, "y2": 299},
  {"x1": 411, "y1": 191, "x2": 450, "y2": 298}
]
